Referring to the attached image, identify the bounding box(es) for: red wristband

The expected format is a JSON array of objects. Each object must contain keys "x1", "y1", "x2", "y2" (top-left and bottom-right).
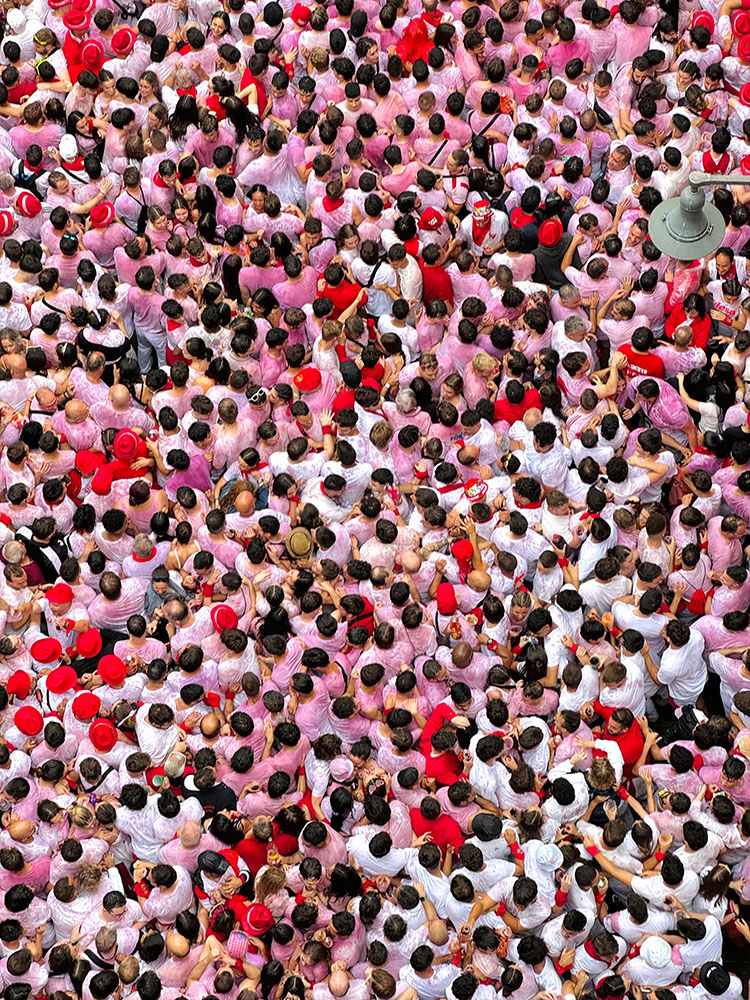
[
  {"x1": 202, "y1": 583, "x2": 214, "y2": 598},
  {"x1": 617, "y1": 786, "x2": 629, "y2": 801},
  {"x1": 322, "y1": 425, "x2": 333, "y2": 435},
  {"x1": 510, "y1": 842, "x2": 524, "y2": 860},
  {"x1": 559, "y1": 556, "x2": 569, "y2": 568},
  {"x1": 588, "y1": 845, "x2": 600, "y2": 856},
  {"x1": 554, "y1": 889, "x2": 569, "y2": 907},
  {"x1": 654, "y1": 850, "x2": 665, "y2": 861}
]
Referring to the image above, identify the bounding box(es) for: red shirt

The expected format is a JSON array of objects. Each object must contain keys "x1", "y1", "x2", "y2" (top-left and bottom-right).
[
  {"x1": 594, "y1": 702, "x2": 645, "y2": 767},
  {"x1": 317, "y1": 278, "x2": 366, "y2": 319},
  {"x1": 665, "y1": 306, "x2": 711, "y2": 350},
  {"x1": 236, "y1": 834, "x2": 268, "y2": 874},
  {"x1": 494, "y1": 387, "x2": 542, "y2": 423},
  {"x1": 418, "y1": 258, "x2": 454, "y2": 306},
  {"x1": 618, "y1": 345, "x2": 665, "y2": 381},
  {"x1": 410, "y1": 807, "x2": 465, "y2": 859}
]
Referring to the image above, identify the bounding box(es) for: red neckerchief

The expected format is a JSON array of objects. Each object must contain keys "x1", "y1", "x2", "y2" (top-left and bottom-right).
[
  {"x1": 517, "y1": 498, "x2": 542, "y2": 509},
  {"x1": 177, "y1": 86, "x2": 197, "y2": 97},
  {"x1": 153, "y1": 173, "x2": 171, "y2": 189},
  {"x1": 62, "y1": 157, "x2": 86, "y2": 172},
  {"x1": 437, "y1": 482, "x2": 465, "y2": 493},
  {"x1": 24, "y1": 158, "x2": 45, "y2": 175},
  {"x1": 703, "y1": 150, "x2": 729, "y2": 174},
  {"x1": 189, "y1": 255, "x2": 206, "y2": 267},
  {"x1": 472, "y1": 214, "x2": 493, "y2": 245},
  {"x1": 132, "y1": 546, "x2": 157, "y2": 563},
  {"x1": 404, "y1": 237, "x2": 420, "y2": 256},
  {"x1": 579, "y1": 511, "x2": 601, "y2": 520},
  {"x1": 181, "y1": 175, "x2": 197, "y2": 187},
  {"x1": 322, "y1": 195, "x2": 344, "y2": 212},
  {"x1": 166, "y1": 319, "x2": 184, "y2": 331}
]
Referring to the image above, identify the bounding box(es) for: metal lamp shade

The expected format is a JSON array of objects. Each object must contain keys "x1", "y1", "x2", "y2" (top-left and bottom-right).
[{"x1": 648, "y1": 183, "x2": 727, "y2": 260}]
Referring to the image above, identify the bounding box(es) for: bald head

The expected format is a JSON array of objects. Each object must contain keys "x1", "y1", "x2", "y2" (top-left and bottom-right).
[
  {"x1": 36, "y1": 388, "x2": 57, "y2": 413},
  {"x1": 166, "y1": 931, "x2": 190, "y2": 959},
  {"x1": 400, "y1": 551, "x2": 420, "y2": 573},
  {"x1": 201, "y1": 713, "x2": 220, "y2": 739},
  {"x1": 180, "y1": 820, "x2": 201, "y2": 848},
  {"x1": 65, "y1": 399, "x2": 89, "y2": 424},
  {"x1": 109, "y1": 385, "x2": 131, "y2": 409},
  {"x1": 6, "y1": 354, "x2": 25, "y2": 377},
  {"x1": 523, "y1": 408, "x2": 542, "y2": 430},
  {"x1": 8, "y1": 820, "x2": 34, "y2": 843},
  {"x1": 468, "y1": 570, "x2": 491, "y2": 592},
  {"x1": 330, "y1": 972, "x2": 350, "y2": 998},
  {"x1": 234, "y1": 490, "x2": 255, "y2": 514},
  {"x1": 452, "y1": 642, "x2": 472, "y2": 668}
]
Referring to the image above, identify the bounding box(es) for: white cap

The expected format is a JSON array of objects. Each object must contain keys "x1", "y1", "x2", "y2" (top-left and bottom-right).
[
  {"x1": 6, "y1": 10, "x2": 26, "y2": 31},
  {"x1": 641, "y1": 937, "x2": 672, "y2": 969},
  {"x1": 59, "y1": 135, "x2": 78, "y2": 162}
]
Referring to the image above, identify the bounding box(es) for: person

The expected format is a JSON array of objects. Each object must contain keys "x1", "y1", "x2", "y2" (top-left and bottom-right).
[{"x1": 0, "y1": 0, "x2": 744, "y2": 995}]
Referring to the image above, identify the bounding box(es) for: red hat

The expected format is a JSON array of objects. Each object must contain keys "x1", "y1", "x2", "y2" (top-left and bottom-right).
[
  {"x1": 0, "y1": 212, "x2": 14, "y2": 238},
  {"x1": 7, "y1": 669, "x2": 31, "y2": 698},
  {"x1": 741, "y1": 154, "x2": 750, "y2": 175},
  {"x1": 63, "y1": 10, "x2": 90, "y2": 30},
  {"x1": 451, "y1": 538, "x2": 474, "y2": 563},
  {"x1": 692, "y1": 11, "x2": 714, "y2": 32},
  {"x1": 91, "y1": 466, "x2": 114, "y2": 495},
  {"x1": 538, "y1": 217, "x2": 563, "y2": 248},
  {"x1": 16, "y1": 191, "x2": 42, "y2": 218},
  {"x1": 30, "y1": 638, "x2": 63, "y2": 665},
  {"x1": 48, "y1": 0, "x2": 71, "y2": 8},
  {"x1": 90, "y1": 202, "x2": 115, "y2": 228},
  {"x1": 113, "y1": 428, "x2": 139, "y2": 461},
  {"x1": 80, "y1": 38, "x2": 104, "y2": 68},
  {"x1": 98, "y1": 654, "x2": 126, "y2": 686},
  {"x1": 293, "y1": 368, "x2": 322, "y2": 392},
  {"x1": 46, "y1": 664, "x2": 78, "y2": 694},
  {"x1": 418, "y1": 207, "x2": 445, "y2": 232},
  {"x1": 72, "y1": 691, "x2": 101, "y2": 720},
  {"x1": 75, "y1": 449, "x2": 105, "y2": 477},
  {"x1": 734, "y1": 9, "x2": 750, "y2": 34},
  {"x1": 739, "y1": 34, "x2": 750, "y2": 60},
  {"x1": 46, "y1": 582, "x2": 74, "y2": 605},
  {"x1": 111, "y1": 26, "x2": 136, "y2": 55},
  {"x1": 290, "y1": 3, "x2": 310, "y2": 25},
  {"x1": 72, "y1": 0, "x2": 95, "y2": 11},
  {"x1": 14, "y1": 706, "x2": 43, "y2": 736},
  {"x1": 76, "y1": 628, "x2": 102, "y2": 658},
  {"x1": 436, "y1": 581, "x2": 458, "y2": 616},
  {"x1": 211, "y1": 604, "x2": 239, "y2": 632},
  {"x1": 243, "y1": 903, "x2": 275, "y2": 935},
  {"x1": 464, "y1": 478, "x2": 489, "y2": 503},
  {"x1": 89, "y1": 718, "x2": 117, "y2": 753}
]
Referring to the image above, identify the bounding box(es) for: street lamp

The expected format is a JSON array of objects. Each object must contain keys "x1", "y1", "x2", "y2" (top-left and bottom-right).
[{"x1": 649, "y1": 170, "x2": 750, "y2": 259}]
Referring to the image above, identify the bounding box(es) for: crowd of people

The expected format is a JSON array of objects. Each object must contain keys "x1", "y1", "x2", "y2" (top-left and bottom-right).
[{"x1": 0, "y1": 0, "x2": 750, "y2": 998}]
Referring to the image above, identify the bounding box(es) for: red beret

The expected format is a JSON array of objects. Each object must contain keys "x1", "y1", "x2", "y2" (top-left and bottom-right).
[
  {"x1": 290, "y1": 3, "x2": 310, "y2": 25},
  {"x1": 734, "y1": 9, "x2": 750, "y2": 34},
  {"x1": 211, "y1": 604, "x2": 238, "y2": 632},
  {"x1": 48, "y1": 0, "x2": 70, "y2": 8},
  {"x1": 72, "y1": 692, "x2": 101, "y2": 720},
  {"x1": 436, "y1": 581, "x2": 458, "y2": 616},
  {"x1": 46, "y1": 664, "x2": 78, "y2": 694},
  {"x1": 451, "y1": 538, "x2": 474, "y2": 563},
  {"x1": 0, "y1": 212, "x2": 14, "y2": 238},
  {"x1": 7, "y1": 669, "x2": 31, "y2": 698},
  {"x1": 46, "y1": 583, "x2": 74, "y2": 605},
  {"x1": 98, "y1": 654, "x2": 126, "y2": 686},
  {"x1": 739, "y1": 33, "x2": 750, "y2": 61},
  {"x1": 740, "y1": 82, "x2": 750, "y2": 107},
  {"x1": 90, "y1": 202, "x2": 115, "y2": 228},
  {"x1": 538, "y1": 218, "x2": 563, "y2": 248},
  {"x1": 89, "y1": 718, "x2": 117, "y2": 753},
  {"x1": 293, "y1": 368, "x2": 322, "y2": 392},
  {"x1": 15, "y1": 706, "x2": 43, "y2": 736},
  {"x1": 76, "y1": 628, "x2": 102, "y2": 659},
  {"x1": 741, "y1": 154, "x2": 750, "y2": 175}
]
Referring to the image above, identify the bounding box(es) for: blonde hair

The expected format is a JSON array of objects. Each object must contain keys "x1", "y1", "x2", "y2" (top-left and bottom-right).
[
  {"x1": 68, "y1": 803, "x2": 94, "y2": 829},
  {"x1": 369, "y1": 421, "x2": 394, "y2": 449},
  {"x1": 255, "y1": 866, "x2": 287, "y2": 901},
  {"x1": 472, "y1": 353, "x2": 496, "y2": 377}
]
